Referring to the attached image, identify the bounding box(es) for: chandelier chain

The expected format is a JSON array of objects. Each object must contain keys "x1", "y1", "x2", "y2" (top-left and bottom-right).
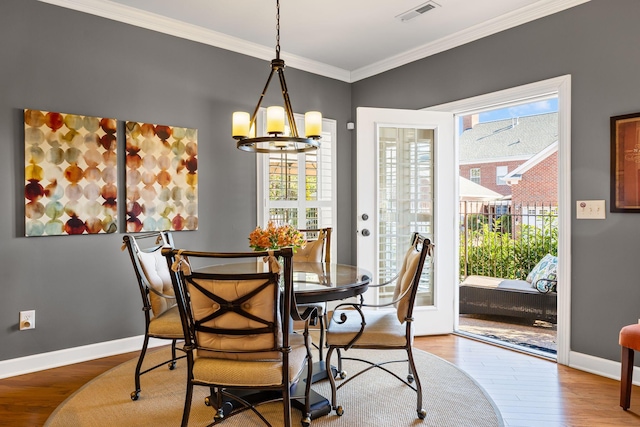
[{"x1": 275, "y1": 0, "x2": 280, "y2": 58}]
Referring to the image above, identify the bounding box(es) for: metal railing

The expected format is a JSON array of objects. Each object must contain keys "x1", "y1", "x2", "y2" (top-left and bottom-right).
[{"x1": 460, "y1": 200, "x2": 558, "y2": 280}]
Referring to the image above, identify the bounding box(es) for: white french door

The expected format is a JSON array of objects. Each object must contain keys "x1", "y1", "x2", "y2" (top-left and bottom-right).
[{"x1": 356, "y1": 107, "x2": 455, "y2": 335}]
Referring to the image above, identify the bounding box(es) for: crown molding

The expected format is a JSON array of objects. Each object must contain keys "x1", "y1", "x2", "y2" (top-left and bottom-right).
[
  {"x1": 350, "y1": 0, "x2": 591, "y2": 82},
  {"x1": 39, "y1": 0, "x2": 589, "y2": 84},
  {"x1": 38, "y1": 0, "x2": 352, "y2": 82}
]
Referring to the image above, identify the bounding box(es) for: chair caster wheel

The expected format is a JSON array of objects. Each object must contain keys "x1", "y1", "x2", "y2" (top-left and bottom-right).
[
  {"x1": 168, "y1": 361, "x2": 176, "y2": 370},
  {"x1": 418, "y1": 409, "x2": 426, "y2": 419},
  {"x1": 214, "y1": 407, "x2": 225, "y2": 420},
  {"x1": 338, "y1": 370, "x2": 347, "y2": 379},
  {"x1": 336, "y1": 406, "x2": 344, "y2": 416},
  {"x1": 131, "y1": 390, "x2": 140, "y2": 401},
  {"x1": 204, "y1": 396, "x2": 211, "y2": 406},
  {"x1": 407, "y1": 374, "x2": 414, "y2": 384},
  {"x1": 301, "y1": 414, "x2": 311, "y2": 426}
]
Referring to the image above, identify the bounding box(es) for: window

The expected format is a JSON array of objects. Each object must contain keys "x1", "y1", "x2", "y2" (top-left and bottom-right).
[
  {"x1": 257, "y1": 111, "x2": 337, "y2": 259},
  {"x1": 496, "y1": 165, "x2": 508, "y2": 185},
  {"x1": 470, "y1": 168, "x2": 481, "y2": 184}
]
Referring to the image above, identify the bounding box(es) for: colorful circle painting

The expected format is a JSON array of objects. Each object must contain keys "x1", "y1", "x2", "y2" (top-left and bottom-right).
[
  {"x1": 24, "y1": 109, "x2": 117, "y2": 236},
  {"x1": 125, "y1": 121, "x2": 198, "y2": 232}
]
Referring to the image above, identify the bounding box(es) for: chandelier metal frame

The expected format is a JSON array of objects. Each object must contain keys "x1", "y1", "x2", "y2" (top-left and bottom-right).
[{"x1": 234, "y1": 0, "x2": 321, "y2": 154}]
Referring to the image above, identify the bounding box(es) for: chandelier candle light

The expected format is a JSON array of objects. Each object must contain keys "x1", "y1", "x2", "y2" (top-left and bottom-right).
[{"x1": 232, "y1": 0, "x2": 322, "y2": 153}]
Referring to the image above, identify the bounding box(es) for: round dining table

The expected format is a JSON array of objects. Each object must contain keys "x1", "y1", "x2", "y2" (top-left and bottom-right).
[{"x1": 197, "y1": 261, "x2": 371, "y2": 305}]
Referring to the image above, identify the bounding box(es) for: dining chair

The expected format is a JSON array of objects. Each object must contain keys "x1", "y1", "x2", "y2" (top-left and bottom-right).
[
  {"x1": 293, "y1": 227, "x2": 331, "y2": 362},
  {"x1": 324, "y1": 232, "x2": 433, "y2": 419},
  {"x1": 163, "y1": 246, "x2": 317, "y2": 427},
  {"x1": 122, "y1": 231, "x2": 185, "y2": 401}
]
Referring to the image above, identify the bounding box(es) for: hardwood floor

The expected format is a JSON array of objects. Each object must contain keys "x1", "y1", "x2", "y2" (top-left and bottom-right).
[
  {"x1": 1, "y1": 335, "x2": 639, "y2": 426},
  {"x1": 415, "y1": 335, "x2": 640, "y2": 427}
]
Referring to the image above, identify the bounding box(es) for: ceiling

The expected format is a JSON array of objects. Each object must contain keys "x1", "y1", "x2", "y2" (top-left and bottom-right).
[{"x1": 40, "y1": 0, "x2": 589, "y2": 82}]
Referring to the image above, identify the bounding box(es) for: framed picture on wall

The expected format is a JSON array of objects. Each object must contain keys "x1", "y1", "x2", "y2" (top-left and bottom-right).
[
  {"x1": 24, "y1": 109, "x2": 118, "y2": 236},
  {"x1": 124, "y1": 121, "x2": 198, "y2": 232},
  {"x1": 611, "y1": 112, "x2": 640, "y2": 212}
]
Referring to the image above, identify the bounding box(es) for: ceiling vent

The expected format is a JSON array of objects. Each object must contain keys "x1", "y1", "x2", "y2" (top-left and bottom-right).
[{"x1": 396, "y1": 1, "x2": 440, "y2": 23}]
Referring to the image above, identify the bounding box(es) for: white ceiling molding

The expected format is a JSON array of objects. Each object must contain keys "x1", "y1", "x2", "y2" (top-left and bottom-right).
[
  {"x1": 39, "y1": 0, "x2": 589, "y2": 83},
  {"x1": 351, "y1": 0, "x2": 590, "y2": 82}
]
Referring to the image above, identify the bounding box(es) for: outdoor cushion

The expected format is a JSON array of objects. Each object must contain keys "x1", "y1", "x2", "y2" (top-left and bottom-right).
[
  {"x1": 526, "y1": 254, "x2": 558, "y2": 287},
  {"x1": 498, "y1": 279, "x2": 540, "y2": 294}
]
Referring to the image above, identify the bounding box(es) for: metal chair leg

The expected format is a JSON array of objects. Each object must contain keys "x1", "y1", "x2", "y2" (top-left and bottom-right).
[
  {"x1": 181, "y1": 381, "x2": 194, "y2": 427},
  {"x1": 317, "y1": 313, "x2": 325, "y2": 361},
  {"x1": 131, "y1": 332, "x2": 150, "y2": 400},
  {"x1": 407, "y1": 346, "x2": 426, "y2": 419}
]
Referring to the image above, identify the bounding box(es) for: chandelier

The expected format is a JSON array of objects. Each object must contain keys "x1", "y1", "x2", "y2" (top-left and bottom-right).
[{"x1": 232, "y1": 0, "x2": 322, "y2": 153}]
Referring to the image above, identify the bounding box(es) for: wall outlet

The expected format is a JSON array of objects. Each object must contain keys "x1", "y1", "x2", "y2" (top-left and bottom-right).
[{"x1": 20, "y1": 310, "x2": 35, "y2": 330}]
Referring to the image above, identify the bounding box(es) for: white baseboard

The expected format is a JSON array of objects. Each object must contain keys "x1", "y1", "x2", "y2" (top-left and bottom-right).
[
  {"x1": 0, "y1": 335, "x2": 168, "y2": 379},
  {"x1": 569, "y1": 350, "x2": 640, "y2": 385}
]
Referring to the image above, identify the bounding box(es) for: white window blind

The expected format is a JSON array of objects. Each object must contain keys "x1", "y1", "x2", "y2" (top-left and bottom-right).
[{"x1": 257, "y1": 111, "x2": 337, "y2": 259}]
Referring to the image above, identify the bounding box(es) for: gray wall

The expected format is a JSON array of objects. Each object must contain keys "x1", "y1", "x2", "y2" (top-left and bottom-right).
[
  {"x1": 0, "y1": 0, "x2": 351, "y2": 361},
  {"x1": 352, "y1": 0, "x2": 639, "y2": 362},
  {"x1": 3, "y1": 0, "x2": 638, "y2": 366}
]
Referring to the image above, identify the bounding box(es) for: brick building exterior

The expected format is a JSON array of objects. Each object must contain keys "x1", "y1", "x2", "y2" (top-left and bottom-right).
[
  {"x1": 459, "y1": 112, "x2": 558, "y2": 207},
  {"x1": 459, "y1": 160, "x2": 521, "y2": 197},
  {"x1": 509, "y1": 151, "x2": 558, "y2": 205}
]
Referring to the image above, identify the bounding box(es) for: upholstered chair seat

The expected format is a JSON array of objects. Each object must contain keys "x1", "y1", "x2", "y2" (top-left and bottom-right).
[
  {"x1": 192, "y1": 334, "x2": 308, "y2": 387},
  {"x1": 325, "y1": 310, "x2": 409, "y2": 347},
  {"x1": 148, "y1": 305, "x2": 183, "y2": 338}
]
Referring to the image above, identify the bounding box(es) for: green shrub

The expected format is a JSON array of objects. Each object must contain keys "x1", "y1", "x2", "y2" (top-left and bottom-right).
[{"x1": 460, "y1": 216, "x2": 557, "y2": 280}]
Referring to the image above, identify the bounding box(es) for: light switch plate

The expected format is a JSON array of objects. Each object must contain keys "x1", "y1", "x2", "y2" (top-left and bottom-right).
[{"x1": 576, "y1": 200, "x2": 606, "y2": 219}]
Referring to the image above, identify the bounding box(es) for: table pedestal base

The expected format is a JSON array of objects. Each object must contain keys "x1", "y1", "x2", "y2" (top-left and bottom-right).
[{"x1": 214, "y1": 361, "x2": 335, "y2": 421}]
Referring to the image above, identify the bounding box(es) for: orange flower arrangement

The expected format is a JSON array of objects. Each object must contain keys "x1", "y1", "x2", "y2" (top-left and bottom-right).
[{"x1": 249, "y1": 221, "x2": 306, "y2": 252}]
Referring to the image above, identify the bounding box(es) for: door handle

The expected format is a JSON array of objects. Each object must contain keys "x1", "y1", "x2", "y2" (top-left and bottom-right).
[{"x1": 361, "y1": 229, "x2": 370, "y2": 237}]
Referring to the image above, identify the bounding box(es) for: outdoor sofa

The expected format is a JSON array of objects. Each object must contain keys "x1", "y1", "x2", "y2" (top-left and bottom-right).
[{"x1": 459, "y1": 254, "x2": 558, "y2": 324}]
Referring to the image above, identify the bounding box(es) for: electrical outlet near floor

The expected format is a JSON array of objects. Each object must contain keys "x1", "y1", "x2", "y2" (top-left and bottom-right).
[{"x1": 19, "y1": 310, "x2": 35, "y2": 330}]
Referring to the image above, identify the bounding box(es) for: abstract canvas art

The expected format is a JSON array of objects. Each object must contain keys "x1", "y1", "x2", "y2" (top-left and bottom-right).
[
  {"x1": 125, "y1": 121, "x2": 198, "y2": 232},
  {"x1": 24, "y1": 109, "x2": 118, "y2": 236}
]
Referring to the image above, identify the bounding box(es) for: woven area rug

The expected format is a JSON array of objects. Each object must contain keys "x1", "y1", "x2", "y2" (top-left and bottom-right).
[{"x1": 45, "y1": 347, "x2": 503, "y2": 427}]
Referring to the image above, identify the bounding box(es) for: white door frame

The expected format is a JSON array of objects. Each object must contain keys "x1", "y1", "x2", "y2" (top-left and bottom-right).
[{"x1": 429, "y1": 75, "x2": 572, "y2": 365}]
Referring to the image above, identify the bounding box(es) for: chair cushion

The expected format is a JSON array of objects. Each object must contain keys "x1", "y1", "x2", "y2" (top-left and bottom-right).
[
  {"x1": 148, "y1": 305, "x2": 183, "y2": 339},
  {"x1": 326, "y1": 309, "x2": 409, "y2": 347},
  {"x1": 137, "y1": 247, "x2": 175, "y2": 317},
  {"x1": 189, "y1": 277, "x2": 282, "y2": 360},
  {"x1": 193, "y1": 334, "x2": 308, "y2": 386},
  {"x1": 392, "y1": 246, "x2": 423, "y2": 323},
  {"x1": 293, "y1": 234, "x2": 325, "y2": 262},
  {"x1": 620, "y1": 324, "x2": 640, "y2": 350}
]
